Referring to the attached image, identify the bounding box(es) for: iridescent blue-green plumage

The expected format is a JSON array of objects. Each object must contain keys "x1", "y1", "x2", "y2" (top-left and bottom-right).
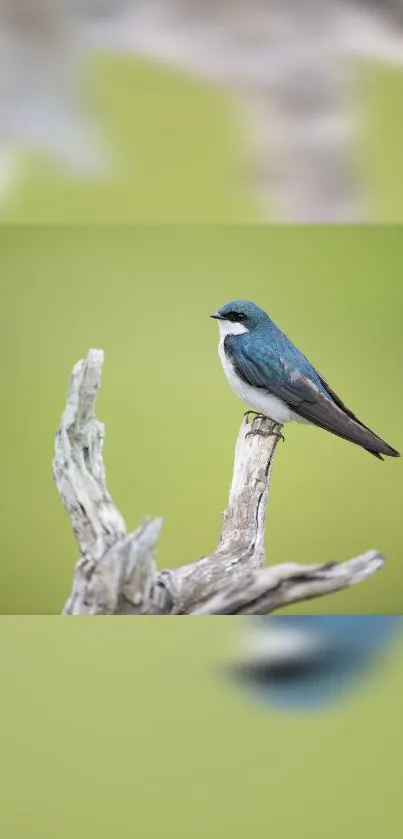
[{"x1": 211, "y1": 300, "x2": 399, "y2": 460}]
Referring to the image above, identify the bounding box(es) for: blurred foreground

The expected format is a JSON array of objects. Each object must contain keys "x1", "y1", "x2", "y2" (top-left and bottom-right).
[
  {"x1": 229, "y1": 615, "x2": 401, "y2": 710},
  {"x1": 2, "y1": 1, "x2": 403, "y2": 220},
  {"x1": 0, "y1": 617, "x2": 402, "y2": 838}
]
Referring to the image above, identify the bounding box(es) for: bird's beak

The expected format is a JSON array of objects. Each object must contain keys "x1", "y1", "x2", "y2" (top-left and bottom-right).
[{"x1": 210, "y1": 312, "x2": 224, "y2": 320}]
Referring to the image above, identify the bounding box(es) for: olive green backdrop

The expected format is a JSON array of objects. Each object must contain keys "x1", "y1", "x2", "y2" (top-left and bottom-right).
[
  {"x1": 0, "y1": 226, "x2": 401, "y2": 614},
  {"x1": 0, "y1": 619, "x2": 402, "y2": 839}
]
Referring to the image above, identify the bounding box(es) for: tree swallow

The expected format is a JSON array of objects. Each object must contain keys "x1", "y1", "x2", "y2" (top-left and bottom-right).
[
  {"x1": 210, "y1": 300, "x2": 399, "y2": 459},
  {"x1": 229, "y1": 616, "x2": 400, "y2": 711}
]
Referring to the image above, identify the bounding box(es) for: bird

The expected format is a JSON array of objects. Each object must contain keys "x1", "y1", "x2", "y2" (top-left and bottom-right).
[
  {"x1": 210, "y1": 299, "x2": 399, "y2": 459},
  {"x1": 229, "y1": 616, "x2": 401, "y2": 712}
]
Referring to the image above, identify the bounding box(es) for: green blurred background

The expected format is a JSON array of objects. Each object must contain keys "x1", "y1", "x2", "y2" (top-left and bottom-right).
[
  {"x1": 0, "y1": 618, "x2": 402, "y2": 839},
  {"x1": 0, "y1": 226, "x2": 401, "y2": 614}
]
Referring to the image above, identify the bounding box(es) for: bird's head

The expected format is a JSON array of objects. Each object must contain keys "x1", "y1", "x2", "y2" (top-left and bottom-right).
[{"x1": 210, "y1": 300, "x2": 268, "y2": 337}]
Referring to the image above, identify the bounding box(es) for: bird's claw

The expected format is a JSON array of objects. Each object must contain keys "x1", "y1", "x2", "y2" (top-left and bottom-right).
[
  {"x1": 244, "y1": 410, "x2": 265, "y2": 424},
  {"x1": 244, "y1": 412, "x2": 285, "y2": 441},
  {"x1": 246, "y1": 428, "x2": 285, "y2": 441}
]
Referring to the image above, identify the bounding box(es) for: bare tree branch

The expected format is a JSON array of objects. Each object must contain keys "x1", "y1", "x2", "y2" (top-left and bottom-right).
[
  {"x1": 189, "y1": 551, "x2": 384, "y2": 614},
  {"x1": 150, "y1": 414, "x2": 281, "y2": 614},
  {"x1": 53, "y1": 350, "x2": 161, "y2": 614},
  {"x1": 55, "y1": 350, "x2": 384, "y2": 615}
]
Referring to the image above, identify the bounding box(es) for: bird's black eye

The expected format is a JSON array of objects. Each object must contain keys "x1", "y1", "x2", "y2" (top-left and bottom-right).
[{"x1": 226, "y1": 312, "x2": 245, "y2": 323}]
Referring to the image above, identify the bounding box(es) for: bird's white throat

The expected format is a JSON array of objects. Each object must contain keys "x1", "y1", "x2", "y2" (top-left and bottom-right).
[{"x1": 217, "y1": 320, "x2": 249, "y2": 338}]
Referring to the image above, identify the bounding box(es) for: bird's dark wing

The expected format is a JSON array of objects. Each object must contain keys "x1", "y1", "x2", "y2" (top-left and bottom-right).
[
  {"x1": 314, "y1": 372, "x2": 389, "y2": 441},
  {"x1": 227, "y1": 339, "x2": 399, "y2": 459}
]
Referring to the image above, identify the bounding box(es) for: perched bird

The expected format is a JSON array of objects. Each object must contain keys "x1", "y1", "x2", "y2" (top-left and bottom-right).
[{"x1": 210, "y1": 300, "x2": 399, "y2": 459}]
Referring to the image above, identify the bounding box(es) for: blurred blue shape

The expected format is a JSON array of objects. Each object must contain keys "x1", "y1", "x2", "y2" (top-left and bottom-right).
[{"x1": 230, "y1": 616, "x2": 401, "y2": 712}]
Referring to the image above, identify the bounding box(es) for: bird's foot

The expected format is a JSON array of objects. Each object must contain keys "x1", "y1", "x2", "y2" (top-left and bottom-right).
[
  {"x1": 244, "y1": 410, "x2": 266, "y2": 424},
  {"x1": 244, "y1": 412, "x2": 285, "y2": 442},
  {"x1": 245, "y1": 419, "x2": 285, "y2": 442},
  {"x1": 246, "y1": 427, "x2": 285, "y2": 442}
]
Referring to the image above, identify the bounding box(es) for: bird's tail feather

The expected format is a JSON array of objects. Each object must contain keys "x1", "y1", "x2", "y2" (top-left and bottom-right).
[{"x1": 315, "y1": 372, "x2": 400, "y2": 459}]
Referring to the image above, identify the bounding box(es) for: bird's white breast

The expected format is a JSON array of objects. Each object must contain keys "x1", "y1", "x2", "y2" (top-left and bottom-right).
[{"x1": 218, "y1": 337, "x2": 309, "y2": 425}]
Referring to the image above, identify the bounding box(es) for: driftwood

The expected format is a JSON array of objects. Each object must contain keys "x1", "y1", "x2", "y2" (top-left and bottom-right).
[{"x1": 54, "y1": 350, "x2": 384, "y2": 615}]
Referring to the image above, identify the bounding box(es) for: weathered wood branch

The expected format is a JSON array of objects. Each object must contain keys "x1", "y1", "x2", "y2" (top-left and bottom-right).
[
  {"x1": 54, "y1": 350, "x2": 384, "y2": 615},
  {"x1": 190, "y1": 551, "x2": 383, "y2": 615}
]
